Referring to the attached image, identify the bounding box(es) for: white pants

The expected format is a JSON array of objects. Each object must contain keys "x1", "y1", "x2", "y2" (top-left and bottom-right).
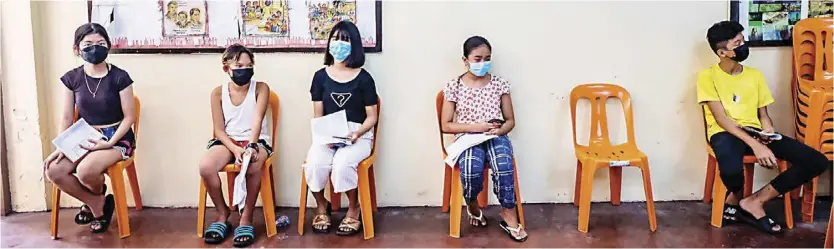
[{"x1": 303, "y1": 137, "x2": 373, "y2": 193}]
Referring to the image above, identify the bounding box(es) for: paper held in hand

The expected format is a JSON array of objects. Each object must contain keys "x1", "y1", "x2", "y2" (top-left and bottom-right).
[
  {"x1": 232, "y1": 150, "x2": 252, "y2": 212},
  {"x1": 51, "y1": 118, "x2": 107, "y2": 163},
  {"x1": 311, "y1": 110, "x2": 352, "y2": 145},
  {"x1": 742, "y1": 126, "x2": 782, "y2": 140},
  {"x1": 444, "y1": 133, "x2": 497, "y2": 167}
]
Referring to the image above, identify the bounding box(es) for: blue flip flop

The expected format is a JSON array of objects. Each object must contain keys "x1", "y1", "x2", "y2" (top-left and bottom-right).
[
  {"x1": 203, "y1": 221, "x2": 231, "y2": 244},
  {"x1": 233, "y1": 225, "x2": 255, "y2": 247}
]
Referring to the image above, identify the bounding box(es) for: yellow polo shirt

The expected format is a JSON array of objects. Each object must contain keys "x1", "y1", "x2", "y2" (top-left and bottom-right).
[{"x1": 697, "y1": 64, "x2": 774, "y2": 140}]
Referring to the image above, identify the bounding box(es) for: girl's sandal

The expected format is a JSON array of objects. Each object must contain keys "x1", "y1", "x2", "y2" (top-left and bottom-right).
[
  {"x1": 335, "y1": 216, "x2": 362, "y2": 236},
  {"x1": 232, "y1": 225, "x2": 256, "y2": 248},
  {"x1": 311, "y1": 202, "x2": 332, "y2": 234},
  {"x1": 75, "y1": 184, "x2": 107, "y2": 225},
  {"x1": 499, "y1": 220, "x2": 528, "y2": 242},
  {"x1": 722, "y1": 204, "x2": 740, "y2": 224},
  {"x1": 466, "y1": 208, "x2": 488, "y2": 227},
  {"x1": 203, "y1": 221, "x2": 232, "y2": 244},
  {"x1": 89, "y1": 194, "x2": 115, "y2": 233}
]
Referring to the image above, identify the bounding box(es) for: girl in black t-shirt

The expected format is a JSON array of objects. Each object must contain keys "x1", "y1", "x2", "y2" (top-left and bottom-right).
[
  {"x1": 43, "y1": 23, "x2": 136, "y2": 234},
  {"x1": 303, "y1": 21, "x2": 379, "y2": 237}
]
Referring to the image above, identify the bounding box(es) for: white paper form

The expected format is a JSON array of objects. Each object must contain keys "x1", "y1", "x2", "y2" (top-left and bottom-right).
[
  {"x1": 310, "y1": 110, "x2": 351, "y2": 145},
  {"x1": 51, "y1": 119, "x2": 106, "y2": 163},
  {"x1": 444, "y1": 134, "x2": 497, "y2": 167},
  {"x1": 232, "y1": 151, "x2": 252, "y2": 212}
]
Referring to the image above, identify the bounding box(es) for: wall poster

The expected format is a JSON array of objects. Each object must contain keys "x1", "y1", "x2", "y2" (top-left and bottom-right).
[{"x1": 731, "y1": 0, "x2": 833, "y2": 47}]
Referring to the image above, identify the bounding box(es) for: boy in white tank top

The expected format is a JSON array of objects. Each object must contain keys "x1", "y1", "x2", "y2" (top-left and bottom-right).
[{"x1": 198, "y1": 44, "x2": 271, "y2": 247}]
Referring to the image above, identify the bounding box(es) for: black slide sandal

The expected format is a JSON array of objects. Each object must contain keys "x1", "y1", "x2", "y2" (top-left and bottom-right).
[
  {"x1": 312, "y1": 202, "x2": 332, "y2": 234},
  {"x1": 74, "y1": 184, "x2": 107, "y2": 225},
  {"x1": 722, "y1": 204, "x2": 740, "y2": 224},
  {"x1": 90, "y1": 194, "x2": 115, "y2": 233},
  {"x1": 737, "y1": 207, "x2": 784, "y2": 234},
  {"x1": 203, "y1": 222, "x2": 232, "y2": 244}
]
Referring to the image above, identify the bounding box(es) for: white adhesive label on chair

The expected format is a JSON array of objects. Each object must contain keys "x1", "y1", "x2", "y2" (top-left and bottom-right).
[{"x1": 609, "y1": 161, "x2": 629, "y2": 167}]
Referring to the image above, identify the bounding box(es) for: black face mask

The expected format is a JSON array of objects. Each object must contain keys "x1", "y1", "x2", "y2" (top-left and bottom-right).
[
  {"x1": 730, "y1": 43, "x2": 749, "y2": 62},
  {"x1": 230, "y1": 68, "x2": 254, "y2": 86},
  {"x1": 80, "y1": 45, "x2": 109, "y2": 65}
]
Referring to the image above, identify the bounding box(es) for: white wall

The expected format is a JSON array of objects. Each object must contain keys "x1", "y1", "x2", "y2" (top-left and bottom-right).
[{"x1": 2, "y1": 1, "x2": 828, "y2": 211}]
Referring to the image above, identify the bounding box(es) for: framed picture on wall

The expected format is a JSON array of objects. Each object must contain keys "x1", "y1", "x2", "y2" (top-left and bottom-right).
[
  {"x1": 88, "y1": 0, "x2": 382, "y2": 54},
  {"x1": 730, "y1": 0, "x2": 833, "y2": 47}
]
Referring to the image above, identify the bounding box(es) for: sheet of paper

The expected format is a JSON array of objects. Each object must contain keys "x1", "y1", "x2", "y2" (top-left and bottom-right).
[
  {"x1": 742, "y1": 127, "x2": 783, "y2": 140},
  {"x1": 51, "y1": 119, "x2": 106, "y2": 163},
  {"x1": 444, "y1": 134, "x2": 497, "y2": 167},
  {"x1": 311, "y1": 110, "x2": 350, "y2": 145}
]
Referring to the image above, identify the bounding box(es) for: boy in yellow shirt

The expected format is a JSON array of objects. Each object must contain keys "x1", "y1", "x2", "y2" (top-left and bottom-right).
[{"x1": 698, "y1": 21, "x2": 829, "y2": 235}]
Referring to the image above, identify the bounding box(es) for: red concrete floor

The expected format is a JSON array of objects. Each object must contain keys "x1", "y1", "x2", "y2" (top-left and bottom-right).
[{"x1": 0, "y1": 199, "x2": 830, "y2": 248}]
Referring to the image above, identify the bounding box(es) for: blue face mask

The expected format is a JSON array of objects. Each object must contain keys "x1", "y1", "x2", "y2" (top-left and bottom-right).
[
  {"x1": 468, "y1": 61, "x2": 492, "y2": 77},
  {"x1": 329, "y1": 40, "x2": 351, "y2": 62}
]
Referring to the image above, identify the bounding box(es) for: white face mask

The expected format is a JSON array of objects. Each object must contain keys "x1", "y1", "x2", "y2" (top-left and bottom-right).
[{"x1": 468, "y1": 61, "x2": 492, "y2": 77}]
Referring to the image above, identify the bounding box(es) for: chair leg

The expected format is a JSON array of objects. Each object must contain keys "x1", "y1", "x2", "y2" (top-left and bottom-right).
[
  {"x1": 330, "y1": 184, "x2": 341, "y2": 212},
  {"x1": 260, "y1": 166, "x2": 277, "y2": 238},
  {"x1": 108, "y1": 166, "x2": 131, "y2": 238},
  {"x1": 778, "y1": 161, "x2": 795, "y2": 229},
  {"x1": 369, "y1": 165, "x2": 378, "y2": 212},
  {"x1": 574, "y1": 160, "x2": 582, "y2": 207},
  {"x1": 711, "y1": 167, "x2": 727, "y2": 228},
  {"x1": 442, "y1": 166, "x2": 452, "y2": 213},
  {"x1": 197, "y1": 179, "x2": 208, "y2": 237},
  {"x1": 512, "y1": 161, "x2": 525, "y2": 227},
  {"x1": 639, "y1": 159, "x2": 657, "y2": 232},
  {"x1": 577, "y1": 162, "x2": 596, "y2": 233},
  {"x1": 801, "y1": 177, "x2": 818, "y2": 223},
  {"x1": 478, "y1": 170, "x2": 488, "y2": 209},
  {"x1": 226, "y1": 172, "x2": 237, "y2": 211},
  {"x1": 126, "y1": 163, "x2": 143, "y2": 210},
  {"x1": 358, "y1": 166, "x2": 375, "y2": 240},
  {"x1": 50, "y1": 186, "x2": 61, "y2": 240},
  {"x1": 743, "y1": 164, "x2": 754, "y2": 197},
  {"x1": 298, "y1": 169, "x2": 308, "y2": 236},
  {"x1": 824, "y1": 205, "x2": 832, "y2": 248},
  {"x1": 703, "y1": 156, "x2": 716, "y2": 203},
  {"x1": 609, "y1": 167, "x2": 622, "y2": 206},
  {"x1": 449, "y1": 167, "x2": 463, "y2": 238}
]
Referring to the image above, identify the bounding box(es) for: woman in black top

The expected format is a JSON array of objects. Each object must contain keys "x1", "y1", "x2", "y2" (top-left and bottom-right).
[
  {"x1": 303, "y1": 21, "x2": 379, "y2": 236},
  {"x1": 43, "y1": 23, "x2": 137, "y2": 234}
]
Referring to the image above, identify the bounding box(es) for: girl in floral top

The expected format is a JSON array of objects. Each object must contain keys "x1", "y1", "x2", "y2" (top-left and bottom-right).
[{"x1": 440, "y1": 36, "x2": 527, "y2": 242}]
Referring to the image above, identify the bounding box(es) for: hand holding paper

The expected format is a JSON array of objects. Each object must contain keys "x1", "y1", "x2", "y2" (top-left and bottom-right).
[{"x1": 51, "y1": 119, "x2": 106, "y2": 163}]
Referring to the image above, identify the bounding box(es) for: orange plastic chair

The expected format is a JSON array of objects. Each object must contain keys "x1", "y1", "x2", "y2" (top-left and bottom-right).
[
  {"x1": 825, "y1": 203, "x2": 833, "y2": 248},
  {"x1": 435, "y1": 91, "x2": 525, "y2": 238},
  {"x1": 569, "y1": 84, "x2": 656, "y2": 233},
  {"x1": 297, "y1": 98, "x2": 381, "y2": 240},
  {"x1": 790, "y1": 17, "x2": 833, "y2": 223},
  {"x1": 50, "y1": 96, "x2": 144, "y2": 239},
  {"x1": 196, "y1": 91, "x2": 280, "y2": 239}
]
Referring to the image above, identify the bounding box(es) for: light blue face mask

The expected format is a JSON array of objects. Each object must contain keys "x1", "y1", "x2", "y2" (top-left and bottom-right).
[
  {"x1": 329, "y1": 40, "x2": 351, "y2": 62},
  {"x1": 468, "y1": 61, "x2": 492, "y2": 77}
]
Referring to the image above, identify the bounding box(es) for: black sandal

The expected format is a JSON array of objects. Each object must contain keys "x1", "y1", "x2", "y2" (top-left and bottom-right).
[
  {"x1": 89, "y1": 194, "x2": 115, "y2": 233},
  {"x1": 74, "y1": 184, "x2": 107, "y2": 225},
  {"x1": 203, "y1": 221, "x2": 232, "y2": 244},
  {"x1": 722, "y1": 204, "x2": 740, "y2": 224},
  {"x1": 311, "y1": 202, "x2": 332, "y2": 234},
  {"x1": 499, "y1": 220, "x2": 528, "y2": 242},
  {"x1": 232, "y1": 225, "x2": 255, "y2": 247},
  {"x1": 737, "y1": 207, "x2": 784, "y2": 234},
  {"x1": 335, "y1": 216, "x2": 362, "y2": 236}
]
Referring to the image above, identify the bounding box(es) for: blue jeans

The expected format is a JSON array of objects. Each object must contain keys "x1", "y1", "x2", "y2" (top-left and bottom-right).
[{"x1": 457, "y1": 136, "x2": 517, "y2": 209}]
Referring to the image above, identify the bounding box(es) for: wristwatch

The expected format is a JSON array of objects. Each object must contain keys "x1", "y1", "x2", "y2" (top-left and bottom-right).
[{"x1": 245, "y1": 143, "x2": 260, "y2": 152}]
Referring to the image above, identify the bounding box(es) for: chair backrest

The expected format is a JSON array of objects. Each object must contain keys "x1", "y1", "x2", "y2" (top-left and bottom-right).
[
  {"x1": 74, "y1": 95, "x2": 141, "y2": 139},
  {"x1": 435, "y1": 91, "x2": 448, "y2": 155},
  {"x1": 792, "y1": 18, "x2": 833, "y2": 87},
  {"x1": 569, "y1": 83, "x2": 636, "y2": 149},
  {"x1": 267, "y1": 91, "x2": 280, "y2": 151},
  {"x1": 368, "y1": 97, "x2": 382, "y2": 157}
]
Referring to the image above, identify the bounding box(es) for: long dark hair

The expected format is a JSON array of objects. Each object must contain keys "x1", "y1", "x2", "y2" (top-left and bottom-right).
[
  {"x1": 73, "y1": 23, "x2": 112, "y2": 52},
  {"x1": 324, "y1": 20, "x2": 365, "y2": 68}
]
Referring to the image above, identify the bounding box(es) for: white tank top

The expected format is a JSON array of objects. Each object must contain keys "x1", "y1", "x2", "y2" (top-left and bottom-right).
[{"x1": 221, "y1": 81, "x2": 270, "y2": 143}]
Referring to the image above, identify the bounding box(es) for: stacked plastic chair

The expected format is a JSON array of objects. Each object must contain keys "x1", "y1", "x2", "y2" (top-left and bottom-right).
[{"x1": 790, "y1": 17, "x2": 833, "y2": 223}]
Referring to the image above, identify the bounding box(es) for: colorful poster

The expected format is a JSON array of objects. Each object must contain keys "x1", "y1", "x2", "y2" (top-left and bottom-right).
[
  {"x1": 308, "y1": 0, "x2": 357, "y2": 40},
  {"x1": 241, "y1": 0, "x2": 290, "y2": 36},
  {"x1": 809, "y1": 0, "x2": 834, "y2": 18},
  {"x1": 162, "y1": 0, "x2": 208, "y2": 37},
  {"x1": 746, "y1": 1, "x2": 798, "y2": 42}
]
